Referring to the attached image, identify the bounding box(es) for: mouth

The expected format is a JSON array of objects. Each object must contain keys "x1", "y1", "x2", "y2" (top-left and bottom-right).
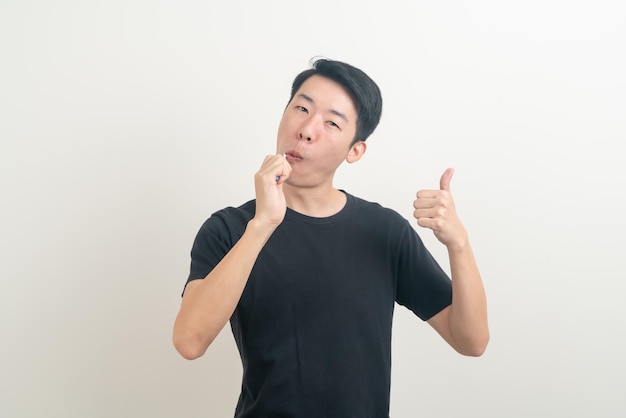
[{"x1": 285, "y1": 151, "x2": 303, "y2": 163}]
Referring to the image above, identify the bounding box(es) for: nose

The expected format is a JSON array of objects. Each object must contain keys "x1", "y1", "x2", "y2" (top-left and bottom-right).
[{"x1": 298, "y1": 115, "x2": 319, "y2": 142}]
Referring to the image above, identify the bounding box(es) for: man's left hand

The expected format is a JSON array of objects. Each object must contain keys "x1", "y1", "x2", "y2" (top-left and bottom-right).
[{"x1": 413, "y1": 168, "x2": 468, "y2": 251}]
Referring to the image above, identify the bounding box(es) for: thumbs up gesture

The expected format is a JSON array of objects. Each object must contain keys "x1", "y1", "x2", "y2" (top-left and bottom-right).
[{"x1": 413, "y1": 168, "x2": 468, "y2": 250}]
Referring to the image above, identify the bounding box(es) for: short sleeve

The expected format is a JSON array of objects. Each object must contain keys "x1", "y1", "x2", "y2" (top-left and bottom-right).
[
  {"x1": 182, "y1": 205, "x2": 252, "y2": 296},
  {"x1": 394, "y1": 222, "x2": 452, "y2": 320}
]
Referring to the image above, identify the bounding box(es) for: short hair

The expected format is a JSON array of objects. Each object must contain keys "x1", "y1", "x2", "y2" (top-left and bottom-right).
[{"x1": 288, "y1": 58, "x2": 383, "y2": 145}]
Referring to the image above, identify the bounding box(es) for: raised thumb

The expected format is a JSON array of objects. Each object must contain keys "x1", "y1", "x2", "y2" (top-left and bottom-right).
[{"x1": 440, "y1": 167, "x2": 454, "y2": 191}]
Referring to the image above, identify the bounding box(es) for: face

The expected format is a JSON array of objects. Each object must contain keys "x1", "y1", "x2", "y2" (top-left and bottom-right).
[{"x1": 276, "y1": 75, "x2": 365, "y2": 188}]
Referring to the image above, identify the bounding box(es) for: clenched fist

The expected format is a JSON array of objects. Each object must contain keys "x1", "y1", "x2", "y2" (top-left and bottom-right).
[{"x1": 254, "y1": 154, "x2": 292, "y2": 228}]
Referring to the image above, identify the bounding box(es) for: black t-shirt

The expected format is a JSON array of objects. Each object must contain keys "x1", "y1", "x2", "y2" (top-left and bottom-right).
[{"x1": 186, "y1": 192, "x2": 452, "y2": 418}]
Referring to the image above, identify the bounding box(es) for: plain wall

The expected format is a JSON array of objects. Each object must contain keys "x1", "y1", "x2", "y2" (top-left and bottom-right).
[{"x1": 1, "y1": 1, "x2": 625, "y2": 417}]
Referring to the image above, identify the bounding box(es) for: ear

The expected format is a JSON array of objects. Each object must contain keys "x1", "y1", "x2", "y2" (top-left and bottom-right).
[{"x1": 346, "y1": 141, "x2": 367, "y2": 163}]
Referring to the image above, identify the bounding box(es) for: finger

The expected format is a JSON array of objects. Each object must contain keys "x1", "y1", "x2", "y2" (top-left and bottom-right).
[
  {"x1": 259, "y1": 155, "x2": 286, "y2": 183},
  {"x1": 416, "y1": 189, "x2": 443, "y2": 199},
  {"x1": 439, "y1": 167, "x2": 454, "y2": 192},
  {"x1": 275, "y1": 154, "x2": 291, "y2": 184},
  {"x1": 413, "y1": 198, "x2": 438, "y2": 210},
  {"x1": 413, "y1": 208, "x2": 439, "y2": 219},
  {"x1": 414, "y1": 215, "x2": 444, "y2": 231},
  {"x1": 414, "y1": 203, "x2": 446, "y2": 217}
]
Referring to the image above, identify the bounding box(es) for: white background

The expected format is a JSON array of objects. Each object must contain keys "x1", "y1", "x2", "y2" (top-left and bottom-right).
[{"x1": 1, "y1": 1, "x2": 625, "y2": 417}]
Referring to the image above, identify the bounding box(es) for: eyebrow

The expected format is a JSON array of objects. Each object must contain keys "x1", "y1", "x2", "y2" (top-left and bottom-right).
[{"x1": 297, "y1": 93, "x2": 349, "y2": 123}]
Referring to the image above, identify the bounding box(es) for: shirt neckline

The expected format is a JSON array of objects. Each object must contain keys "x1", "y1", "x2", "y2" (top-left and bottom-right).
[{"x1": 284, "y1": 190, "x2": 354, "y2": 226}]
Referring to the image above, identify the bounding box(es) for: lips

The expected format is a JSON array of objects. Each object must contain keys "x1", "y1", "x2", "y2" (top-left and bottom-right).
[{"x1": 285, "y1": 151, "x2": 303, "y2": 162}]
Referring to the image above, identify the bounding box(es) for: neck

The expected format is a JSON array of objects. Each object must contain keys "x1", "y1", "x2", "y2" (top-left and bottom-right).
[{"x1": 283, "y1": 184, "x2": 347, "y2": 218}]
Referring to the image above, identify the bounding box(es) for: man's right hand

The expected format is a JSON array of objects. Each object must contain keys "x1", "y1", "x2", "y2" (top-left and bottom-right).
[
  {"x1": 253, "y1": 154, "x2": 292, "y2": 228},
  {"x1": 173, "y1": 154, "x2": 292, "y2": 360}
]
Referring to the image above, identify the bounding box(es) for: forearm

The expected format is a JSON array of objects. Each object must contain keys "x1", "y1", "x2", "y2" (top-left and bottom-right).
[
  {"x1": 172, "y1": 219, "x2": 274, "y2": 359},
  {"x1": 447, "y1": 240, "x2": 489, "y2": 356}
]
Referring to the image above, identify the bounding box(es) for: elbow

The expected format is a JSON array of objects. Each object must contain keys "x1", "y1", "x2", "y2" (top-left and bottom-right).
[
  {"x1": 172, "y1": 330, "x2": 212, "y2": 360},
  {"x1": 458, "y1": 332, "x2": 490, "y2": 357},
  {"x1": 175, "y1": 343, "x2": 205, "y2": 361},
  {"x1": 462, "y1": 343, "x2": 488, "y2": 357}
]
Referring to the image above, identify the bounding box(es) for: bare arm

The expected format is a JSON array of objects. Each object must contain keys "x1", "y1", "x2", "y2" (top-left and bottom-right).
[
  {"x1": 172, "y1": 154, "x2": 291, "y2": 360},
  {"x1": 414, "y1": 168, "x2": 489, "y2": 356},
  {"x1": 427, "y1": 241, "x2": 488, "y2": 356}
]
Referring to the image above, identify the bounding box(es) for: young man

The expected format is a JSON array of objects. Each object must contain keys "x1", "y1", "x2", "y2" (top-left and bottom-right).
[{"x1": 173, "y1": 59, "x2": 489, "y2": 417}]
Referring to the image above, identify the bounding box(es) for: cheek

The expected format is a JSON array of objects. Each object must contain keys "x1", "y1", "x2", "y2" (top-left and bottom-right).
[
  {"x1": 323, "y1": 143, "x2": 351, "y2": 164},
  {"x1": 276, "y1": 120, "x2": 288, "y2": 140},
  {"x1": 277, "y1": 116, "x2": 297, "y2": 136}
]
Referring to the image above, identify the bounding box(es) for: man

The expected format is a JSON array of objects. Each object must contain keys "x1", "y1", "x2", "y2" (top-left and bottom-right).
[{"x1": 173, "y1": 59, "x2": 489, "y2": 417}]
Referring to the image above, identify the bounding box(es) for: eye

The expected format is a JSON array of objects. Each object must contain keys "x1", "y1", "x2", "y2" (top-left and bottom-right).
[
  {"x1": 296, "y1": 105, "x2": 308, "y2": 113},
  {"x1": 327, "y1": 120, "x2": 340, "y2": 129}
]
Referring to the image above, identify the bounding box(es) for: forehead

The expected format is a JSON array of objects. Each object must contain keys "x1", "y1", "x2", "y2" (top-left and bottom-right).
[{"x1": 293, "y1": 75, "x2": 357, "y2": 119}]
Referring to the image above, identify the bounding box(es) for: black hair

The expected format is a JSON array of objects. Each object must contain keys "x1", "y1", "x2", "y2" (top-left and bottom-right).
[{"x1": 288, "y1": 58, "x2": 383, "y2": 145}]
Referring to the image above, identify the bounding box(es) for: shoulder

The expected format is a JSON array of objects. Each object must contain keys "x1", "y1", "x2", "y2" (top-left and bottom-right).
[
  {"x1": 348, "y1": 193, "x2": 409, "y2": 225},
  {"x1": 210, "y1": 199, "x2": 255, "y2": 222},
  {"x1": 197, "y1": 199, "x2": 256, "y2": 243},
  {"x1": 342, "y1": 192, "x2": 417, "y2": 245}
]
